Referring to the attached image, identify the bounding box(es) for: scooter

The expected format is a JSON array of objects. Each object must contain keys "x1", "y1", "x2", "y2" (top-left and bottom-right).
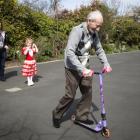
[{"x1": 71, "y1": 72, "x2": 110, "y2": 138}]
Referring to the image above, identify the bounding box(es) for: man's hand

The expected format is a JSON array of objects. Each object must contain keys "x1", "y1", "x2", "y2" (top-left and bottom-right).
[
  {"x1": 82, "y1": 68, "x2": 94, "y2": 77},
  {"x1": 4, "y1": 45, "x2": 9, "y2": 50},
  {"x1": 102, "y1": 66, "x2": 112, "y2": 73}
]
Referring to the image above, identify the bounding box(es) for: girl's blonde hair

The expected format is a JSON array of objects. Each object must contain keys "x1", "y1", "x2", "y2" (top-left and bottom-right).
[{"x1": 25, "y1": 38, "x2": 33, "y2": 46}]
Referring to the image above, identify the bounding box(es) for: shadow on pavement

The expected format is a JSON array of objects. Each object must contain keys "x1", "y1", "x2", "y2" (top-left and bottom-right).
[
  {"x1": 61, "y1": 99, "x2": 99, "y2": 123},
  {"x1": 33, "y1": 75, "x2": 43, "y2": 82},
  {"x1": 5, "y1": 70, "x2": 18, "y2": 79}
]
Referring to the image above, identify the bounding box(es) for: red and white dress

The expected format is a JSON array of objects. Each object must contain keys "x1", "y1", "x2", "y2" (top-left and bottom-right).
[{"x1": 21, "y1": 47, "x2": 37, "y2": 77}]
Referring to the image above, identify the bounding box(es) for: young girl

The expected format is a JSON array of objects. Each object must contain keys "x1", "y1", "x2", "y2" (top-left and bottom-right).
[{"x1": 21, "y1": 38, "x2": 38, "y2": 86}]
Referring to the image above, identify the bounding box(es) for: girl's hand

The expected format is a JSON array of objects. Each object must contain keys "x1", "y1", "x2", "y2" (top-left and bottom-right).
[{"x1": 32, "y1": 44, "x2": 38, "y2": 53}]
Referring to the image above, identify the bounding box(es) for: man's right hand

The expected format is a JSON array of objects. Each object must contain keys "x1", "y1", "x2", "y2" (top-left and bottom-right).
[{"x1": 82, "y1": 68, "x2": 94, "y2": 77}]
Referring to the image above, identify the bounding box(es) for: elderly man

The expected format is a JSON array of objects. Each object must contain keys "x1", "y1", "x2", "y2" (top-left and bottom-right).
[{"x1": 52, "y1": 10, "x2": 112, "y2": 128}]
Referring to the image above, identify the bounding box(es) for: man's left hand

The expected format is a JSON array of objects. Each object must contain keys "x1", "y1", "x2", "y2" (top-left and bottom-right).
[{"x1": 102, "y1": 66, "x2": 112, "y2": 73}]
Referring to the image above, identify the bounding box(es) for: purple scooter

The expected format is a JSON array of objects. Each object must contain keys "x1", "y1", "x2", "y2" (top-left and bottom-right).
[{"x1": 71, "y1": 72, "x2": 110, "y2": 138}]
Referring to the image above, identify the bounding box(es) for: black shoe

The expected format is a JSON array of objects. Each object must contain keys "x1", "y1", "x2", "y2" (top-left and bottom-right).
[
  {"x1": 52, "y1": 111, "x2": 61, "y2": 128},
  {"x1": 0, "y1": 76, "x2": 6, "y2": 81},
  {"x1": 74, "y1": 118, "x2": 94, "y2": 125}
]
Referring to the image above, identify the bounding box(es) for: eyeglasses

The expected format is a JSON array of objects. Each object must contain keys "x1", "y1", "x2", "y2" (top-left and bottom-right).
[
  {"x1": 88, "y1": 19, "x2": 102, "y2": 28},
  {"x1": 88, "y1": 19, "x2": 95, "y2": 22}
]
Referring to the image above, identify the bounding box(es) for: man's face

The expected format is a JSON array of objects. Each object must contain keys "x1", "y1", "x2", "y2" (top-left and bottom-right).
[{"x1": 87, "y1": 18, "x2": 103, "y2": 32}]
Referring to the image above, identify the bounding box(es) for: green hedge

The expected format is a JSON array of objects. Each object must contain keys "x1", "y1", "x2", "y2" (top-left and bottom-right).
[{"x1": 0, "y1": 0, "x2": 139, "y2": 63}]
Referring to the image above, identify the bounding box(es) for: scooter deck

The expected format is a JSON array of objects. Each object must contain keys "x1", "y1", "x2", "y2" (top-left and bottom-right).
[{"x1": 74, "y1": 120, "x2": 103, "y2": 132}]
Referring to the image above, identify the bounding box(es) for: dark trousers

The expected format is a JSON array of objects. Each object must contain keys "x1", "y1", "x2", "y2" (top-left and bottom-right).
[
  {"x1": 53, "y1": 68, "x2": 93, "y2": 120},
  {"x1": 0, "y1": 49, "x2": 7, "y2": 78}
]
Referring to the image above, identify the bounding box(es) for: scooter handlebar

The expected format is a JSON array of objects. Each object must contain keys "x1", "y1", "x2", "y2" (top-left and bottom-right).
[{"x1": 94, "y1": 72, "x2": 103, "y2": 75}]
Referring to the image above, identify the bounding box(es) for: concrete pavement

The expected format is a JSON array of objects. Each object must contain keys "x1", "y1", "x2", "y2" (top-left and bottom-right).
[{"x1": 0, "y1": 51, "x2": 140, "y2": 140}]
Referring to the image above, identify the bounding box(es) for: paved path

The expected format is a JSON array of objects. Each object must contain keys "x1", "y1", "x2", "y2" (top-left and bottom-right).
[{"x1": 0, "y1": 51, "x2": 140, "y2": 140}]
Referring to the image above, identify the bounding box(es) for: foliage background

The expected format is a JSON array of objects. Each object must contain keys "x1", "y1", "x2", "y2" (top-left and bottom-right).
[{"x1": 0, "y1": 0, "x2": 140, "y2": 63}]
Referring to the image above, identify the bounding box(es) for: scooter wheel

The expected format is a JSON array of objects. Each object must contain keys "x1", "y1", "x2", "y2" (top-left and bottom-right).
[
  {"x1": 101, "y1": 128, "x2": 110, "y2": 138},
  {"x1": 71, "y1": 114, "x2": 76, "y2": 121}
]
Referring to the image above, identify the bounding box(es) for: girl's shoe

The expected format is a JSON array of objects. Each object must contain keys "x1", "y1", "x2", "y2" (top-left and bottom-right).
[
  {"x1": 28, "y1": 81, "x2": 34, "y2": 86},
  {"x1": 31, "y1": 81, "x2": 34, "y2": 85}
]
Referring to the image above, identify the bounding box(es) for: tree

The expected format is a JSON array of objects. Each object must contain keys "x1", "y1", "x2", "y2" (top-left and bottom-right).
[
  {"x1": 48, "y1": 0, "x2": 62, "y2": 17},
  {"x1": 132, "y1": 6, "x2": 140, "y2": 22},
  {"x1": 112, "y1": 17, "x2": 140, "y2": 48},
  {"x1": 21, "y1": 0, "x2": 49, "y2": 13},
  {"x1": 0, "y1": 0, "x2": 18, "y2": 19}
]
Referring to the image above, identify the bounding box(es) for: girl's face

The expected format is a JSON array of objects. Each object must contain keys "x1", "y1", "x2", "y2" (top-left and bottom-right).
[{"x1": 26, "y1": 39, "x2": 32, "y2": 47}]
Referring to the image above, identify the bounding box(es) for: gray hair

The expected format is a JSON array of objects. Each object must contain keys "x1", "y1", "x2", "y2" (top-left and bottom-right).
[{"x1": 87, "y1": 10, "x2": 103, "y2": 22}]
